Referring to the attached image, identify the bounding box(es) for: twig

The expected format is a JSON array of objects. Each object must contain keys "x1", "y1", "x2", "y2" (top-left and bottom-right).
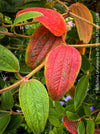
[
  {"x1": 2, "y1": 21, "x2": 38, "y2": 28},
  {"x1": 7, "y1": 43, "x2": 100, "y2": 50},
  {"x1": 0, "y1": 30, "x2": 30, "y2": 38},
  {"x1": 56, "y1": 0, "x2": 100, "y2": 29},
  {"x1": 0, "y1": 109, "x2": 23, "y2": 115},
  {"x1": 0, "y1": 61, "x2": 45, "y2": 94},
  {"x1": 70, "y1": 43, "x2": 100, "y2": 48}
]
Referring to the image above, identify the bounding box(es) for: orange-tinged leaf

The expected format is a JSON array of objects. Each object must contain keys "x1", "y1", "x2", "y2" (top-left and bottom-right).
[
  {"x1": 16, "y1": 8, "x2": 67, "y2": 36},
  {"x1": 25, "y1": 25, "x2": 63, "y2": 69},
  {"x1": 45, "y1": 45, "x2": 81, "y2": 100},
  {"x1": 76, "y1": 40, "x2": 86, "y2": 55},
  {"x1": 63, "y1": 116, "x2": 78, "y2": 134},
  {"x1": 71, "y1": 2, "x2": 93, "y2": 43}
]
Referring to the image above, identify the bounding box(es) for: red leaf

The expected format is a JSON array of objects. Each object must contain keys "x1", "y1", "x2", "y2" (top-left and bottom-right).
[
  {"x1": 45, "y1": 45, "x2": 81, "y2": 100},
  {"x1": 25, "y1": 25, "x2": 63, "y2": 68},
  {"x1": 63, "y1": 116, "x2": 78, "y2": 134},
  {"x1": 16, "y1": 8, "x2": 67, "y2": 36},
  {"x1": 94, "y1": 129, "x2": 100, "y2": 134},
  {"x1": 71, "y1": 2, "x2": 93, "y2": 43}
]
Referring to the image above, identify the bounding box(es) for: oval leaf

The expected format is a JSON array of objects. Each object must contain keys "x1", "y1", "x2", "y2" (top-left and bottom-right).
[
  {"x1": 74, "y1": 76, "x2": 88, "y2": 110},
  {"x1": 49, "y1": 116, "x2": 60, "y2": 127},
  {"x1": 66, "y1": 111, "x2": 79, "y2": 121},
  {"x1": 16, "y1": 8, "x2": 67, "y2": 36},
  {"x1": 45, "y1": 45, "x2": 81, "y2": 100},
  {"x1": 13, "y1": 11, "x2": 43, "y2": 27},
  {"x1": 77, "y1": 121, "x2": 85, "y2": 134},
  {"x1": 0, "y1": 113, "x2": 11, "y2": 134},
  {"x1": 25, "y1": 25, "x2": 63, "y2": 69},
  {"x1": 0, "y1": 45, "x2": 19, "y2": 72},
  {"x1": 95, "y1": 112, "x2": 100, "y2": 124},
  {"x1": 19, "y1": 79, "x2": 49, "y2": 134},
  {"x1": 63, "y1": 115, "x2": 78, "y2": 134},
  {"x1": 1, "y1": 90, "x2": 14, "y2": 110},
  {"x1": 86, "y1": 119, "x2": 95, "y2": 134},
  {"x1": 4, "y1": 115, "x2": 23, "y2": 134},
  {"x1": 71, "y1": 2, "x2": 93, "y2": 43},
  {"x1": 94, "y1": 129, "x2": 100, "y2": 134}
]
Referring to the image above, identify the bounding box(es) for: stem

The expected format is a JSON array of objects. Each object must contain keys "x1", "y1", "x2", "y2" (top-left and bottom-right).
[
  {"x1": 7, "y1": 43, "x2": 100, "y2": 50},
  {"x1": 56, "y1": 0, "x2": 100, "y2": 29},
  {"x1": 2, "y1": 21, "x2": 38, "y2": 28},
  {"x1": 70, "y1": 43, "x2": 100, "y2": 48},
  {"x1": 0, "y1": 61, "x2": 45, "y2": 94},
  {"x1": 0, "y1": 109, "x2": 23, "y2": 115},
  {"x1": 0, "y1": 30, "x2": 30, "y2": 38}
]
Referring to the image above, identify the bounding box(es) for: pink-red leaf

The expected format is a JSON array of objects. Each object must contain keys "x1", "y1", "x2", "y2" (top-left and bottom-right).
[
  {"x1": 94, "y1": 129, "x2": 100, "y2": 134},
  {"x1": 63, "y1": 116, "x2": 78, "y2": 134},
  {"x1": 45, "y1": 45, "x2": 81, "y2": 100},
  {"x1": 25, "y1": 25, "x2": 63, "y2": 68},
  {"x1": 71, "y1": 2, "x2": 93, "y2": 43},
  {"x1": 16, "y1": 8, "x2": 67, "y2": 36}
]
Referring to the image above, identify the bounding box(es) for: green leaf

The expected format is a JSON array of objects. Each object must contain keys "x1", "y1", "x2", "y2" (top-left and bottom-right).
[
  {"x1": 19, "y1": 79, "x2": 49, "y2": 134},
  {"x1": 74, "y1": 76, "x2": 88, "y2": 110},
  {"x1": 65, "y1": 104, "x2": 75, "y2": 112},
  {"x1": 12, "y1": 11, "x2": 43, "y2": 28},
  {"x1": 83, "y1": 103, "x2": 91, "y2": 116},
  {"x1": 55, "y1": 101, "x2": 64, "y2": 113},
  {"x1": 1, "y1": 90, "x2": 14, "y2": 110},
  {"x1": 86, "y1": 119, "x2": 95, "y2": 134},
  {"x1": 95, "y1": 112, "x2": 100, "y2": 124},
  {"x1": 0, "y1": 27, "x2": 8, "y2": 39},
  {"x1": 77, "y1": 121, "x2": 85, "y2": 134},
  {"x1": 0, "y1": 113, "x2": 11, "y2": 134},
  {"x1": 49, "y1": 116, "x2": 60, "y2": 127},
  {"x1": 0, "y1": 45, "x2": 19, "y2": 72},
  {"x1": 81, "y1": 55, "x2": 90, "y2": 73},
  {"x1": 4, "y1": 114, "x2": 23, "y2": 134},
  {"x1": 66, "y1": 111, "x2": 79, "y2": 121}
]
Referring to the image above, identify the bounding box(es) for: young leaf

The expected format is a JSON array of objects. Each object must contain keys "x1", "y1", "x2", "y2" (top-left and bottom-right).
[
  {"x1": 19, "y1": 79, "x2": 49, "y2": 134},
  {"x1": 71, "y1": 2, "x2": 93, "y2": 43},
  {"x1": 0, "y1": 113, "x2": 11, "y2": 134},
  {"x1": 63, "y1": 115, "x2": 78, "y2": 134},
  {"x1": 16, "y1": 8, "x2": 67, "y2": 36},
  {"x1": 76, "y1": 41, "x2": 86, "y2": 55},
  {"x1": 49, "y1": 116, "x2": 60, "y2": 127},
  {"x1": 66, "y1": 111, "x2": 79, "y2": 121},
  {"x1": 25, "y1": 25, "x2": 63, "y2": 69},
  {"x1": 83, "y1": 103, "x2": 91, "y2": 116},
  {"x1": 0, "y1": 45, "x2": 19, "y2": 72},
  {"x1": 86, "y1": 119, "x2": 95, "y2": 134},
  {"x1": 95, "y1": 112, "x2": 100, "y2": 124},
  {"x1": 74, "y1": 76, "x2": 88, "y2": 110},
  {"x1": 45, "y1": 45, "x2": 81, "y2": 100},
  {"x1": 13, "y1": 11, "x2": 43, "y2": 27},
  {"x1": 1, "y1": 90, "x2": 14, "y2": 110},
  {"x1": 77, "y1": 121, "x2": 85, "y2": 134},
  {"x1": 55, "y1": 101, "x2": 64, "y2": 113},
  {"x1": 4, "y1": 115, "x2": 23, "y2": 134}
]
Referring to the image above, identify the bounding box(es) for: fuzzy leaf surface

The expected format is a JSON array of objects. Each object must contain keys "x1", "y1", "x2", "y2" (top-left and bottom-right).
[
  {"x1": 63, "y1": 115, "x2": 78, "y2": 134},
  {"x1": 16, "y1": 8, "x2": 67, "y2": 36},
  {"x1": 45, "y1": 45, "x2": 81, "y2": 100},
  {"x1": 0, "y1": 45, "x2": 19, "y2": 72},
  {"x1": 71, "y1": 2, "x2": 93, "y2": 43},
  {"x1": 19, "y1": 79, "x2": 49, "y2": 134},
  {"x1": 25, "y1": 25, "x2": 63, "y2": 68}
]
